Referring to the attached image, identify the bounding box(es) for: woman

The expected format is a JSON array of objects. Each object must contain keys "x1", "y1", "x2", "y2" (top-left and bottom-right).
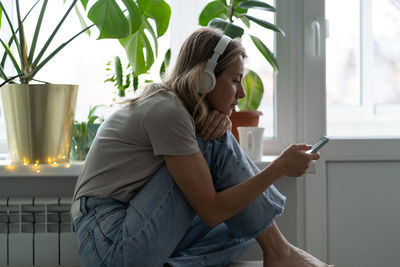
[{"x1": 71, "y1": 27, "x2": 333, "y2": 267}]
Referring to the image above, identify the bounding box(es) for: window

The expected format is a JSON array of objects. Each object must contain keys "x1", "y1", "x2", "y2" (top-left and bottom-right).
[{"x1": 326, "y1": 0, "x2": 400, "y2": 137}]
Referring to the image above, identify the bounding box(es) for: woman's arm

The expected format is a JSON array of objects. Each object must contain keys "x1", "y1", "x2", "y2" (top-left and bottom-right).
[{"x1": 164, "y1": 144, "x2": 319, "y2": 227}]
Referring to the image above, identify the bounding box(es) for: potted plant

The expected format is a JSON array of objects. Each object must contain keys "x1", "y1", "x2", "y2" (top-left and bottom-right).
[
  {"x1": 71, "y1": 105, "x2": 104, "y2": 161},
  {"x1": 231, "y1": 69, "x2": 264, "y2": 140},
  {"x1": 0, "y1": 0, "x2": 171, "y2": 164},
  {"x1": 198, "y1": 0, "x2": 285, "y2": 140},
  {"x1": 104, "y1": 48, "x2": 171, "y2": 103},
  {"x1": 0, "y1": 0, "x2": 94, "y2": 164}
]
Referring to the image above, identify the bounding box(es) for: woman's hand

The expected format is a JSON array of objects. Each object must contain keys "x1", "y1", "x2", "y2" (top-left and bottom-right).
[
  {"x1": 199, "y1": 110, "x2": 232, "y2": 141},
  {"x1": 271, "y1": 144, "x2": 320, "y2": 177}
]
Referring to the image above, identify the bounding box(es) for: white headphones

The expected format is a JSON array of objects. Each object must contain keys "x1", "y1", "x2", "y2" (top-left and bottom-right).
[{"x1": 201, "y1": 34, "x2": 232, "y2": 93}]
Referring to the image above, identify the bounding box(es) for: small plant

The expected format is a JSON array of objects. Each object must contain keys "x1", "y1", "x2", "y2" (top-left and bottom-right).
[
  {"x1": 71, "y1": 105, "x2": 104, "y2": 161},
  {"x1": 105, "y1": 56, "x2": 139, "y2": 99},
  {"x1": 105, "y1": 49, "x2": 171, "y2": 102}
]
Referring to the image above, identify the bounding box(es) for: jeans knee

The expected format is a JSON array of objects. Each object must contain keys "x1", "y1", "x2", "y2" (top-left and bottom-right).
[{"x1": 196, "y1": 131, "x2": 237, "y2": 149}]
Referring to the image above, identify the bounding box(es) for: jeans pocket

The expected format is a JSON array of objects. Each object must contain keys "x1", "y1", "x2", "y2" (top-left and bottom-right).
[
  {"x1": 96, "y1": 207, "x2": 126, "y2": 245},
  {"x1": 78, "y1": 230, "x2": 105, "y2": 267}
]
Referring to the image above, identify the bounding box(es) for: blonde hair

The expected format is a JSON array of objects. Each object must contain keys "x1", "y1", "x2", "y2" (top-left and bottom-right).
[{"x1": 127, "y1": 27, "x2": 246, "y2": 129}]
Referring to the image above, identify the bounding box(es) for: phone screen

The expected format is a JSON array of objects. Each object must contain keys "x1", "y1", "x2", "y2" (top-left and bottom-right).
[{"x1": 309, "y1": 136, "x2": 329, "y2": 153}]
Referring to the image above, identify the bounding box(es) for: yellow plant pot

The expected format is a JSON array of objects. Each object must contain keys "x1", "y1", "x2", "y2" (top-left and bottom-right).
[{"x1": 1, "y1": 84, "x2": 78, "y2": 164}]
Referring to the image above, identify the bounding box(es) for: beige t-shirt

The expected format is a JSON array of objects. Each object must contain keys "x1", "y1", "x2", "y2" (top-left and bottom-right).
[{"x1": 72, "y1": 91, "x2": 200, "y2": 203}]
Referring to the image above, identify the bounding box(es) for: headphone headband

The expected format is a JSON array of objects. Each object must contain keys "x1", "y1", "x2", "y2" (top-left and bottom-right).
[{"x1": 201, "y1": 34, "x2": 232, "y2": 93}]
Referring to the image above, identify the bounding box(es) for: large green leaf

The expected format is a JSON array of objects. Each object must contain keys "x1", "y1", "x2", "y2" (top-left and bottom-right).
[
  {"x1": 88, "y1": 0, "x2": 130, "y2": 39},
  {"x1": 0, "y1": 6, "x2": 2, "y2": 30},
  {"x1": 198, "y1": 0, "x2": 228, "y2": 26},
  {"x1": 243, "y1": 14, "x2": 285, "y2": 36},
  {"x1": 239, "y1": 15, "x2": 250, "y2": 28},
  {"x1": 250, "y1": 35, "x2": 278, "y2": 71},
  {"x1": 208, "y1": 18, "x2": 244, "y2": 39},
  {"x1": 120, "y1": 28, "x2": 154, "y2": 76},
  {"x1": 238, "y1": 0, "x2": 275, "y2": 12},
  {"x1": 142, "y1": 18, "x2": 158, "y2": 56},
  {"x1": 121, "y1": 0, "x2": 142, "y2": 34},
  {"x1": 117, "y1": 0, "x2": 170, "y2": 76},
  {"x1": 238, "y1": 69, "x2": 264, "y2": 110},
  {"x1": 137, "y1": 0, "x2": 170, "y2": 37},
  {"x1": 232, "y1": 0, "x2": 248, "y2": 15}
]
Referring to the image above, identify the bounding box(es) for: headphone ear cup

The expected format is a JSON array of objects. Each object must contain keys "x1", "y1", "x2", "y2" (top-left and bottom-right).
[{"x1": 202, "y1": 70, "x2": 216, "y2": 93}]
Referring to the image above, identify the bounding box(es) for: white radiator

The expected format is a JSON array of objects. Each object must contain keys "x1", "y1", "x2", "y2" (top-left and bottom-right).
[{"x1": 0, "y1": 197, "x2": 81, "y2": 267}]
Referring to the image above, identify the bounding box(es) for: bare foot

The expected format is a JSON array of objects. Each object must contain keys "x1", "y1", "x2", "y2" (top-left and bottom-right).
[
  {"x1": 264, "y1": 243, "x2": 334, "y2": 267},
  {"x1": 256, "y1": 223, "x2": 334, "y2": 267}
]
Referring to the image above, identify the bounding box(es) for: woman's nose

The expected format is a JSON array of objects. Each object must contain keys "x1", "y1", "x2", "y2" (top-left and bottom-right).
[{"x1": 237, "y1": 84, "x2": 246, "y2": 99}]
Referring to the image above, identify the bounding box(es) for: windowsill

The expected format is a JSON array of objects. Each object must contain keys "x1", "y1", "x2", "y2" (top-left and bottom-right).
[
  {"x1": 0, "y1": 154, "x2": 83, "y2": 177},
  {"x1": 0, "y1": 155, "x2": 317, "y2": 177},
  {"x1": 0, "y1": 154, "x2": 280, "y2": 177}
]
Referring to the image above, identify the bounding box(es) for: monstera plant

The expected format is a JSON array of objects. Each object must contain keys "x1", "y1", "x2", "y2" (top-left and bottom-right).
[
  {"x1": 85, "y1": 0, "x2": 171, "y2": 76},
  {"x1": 199, "y1": 0, "x2": 285, "y2": 140}
]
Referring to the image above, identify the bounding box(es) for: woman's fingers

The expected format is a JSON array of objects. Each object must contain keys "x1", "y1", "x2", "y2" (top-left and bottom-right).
[
  {"x1": 200, "y1": 110, "x2": 231, "y2": 141},
  {"x1": 209, "y1": 115, "x2": 231, "y2": 140},
  {"x1": 275, "y1": 144, "x2": 321, "y2": 177}
]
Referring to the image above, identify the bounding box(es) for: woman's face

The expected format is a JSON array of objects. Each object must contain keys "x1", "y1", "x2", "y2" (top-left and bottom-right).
[{"x1": 206, "y1": 56, "x2": 245, "y2": 116}]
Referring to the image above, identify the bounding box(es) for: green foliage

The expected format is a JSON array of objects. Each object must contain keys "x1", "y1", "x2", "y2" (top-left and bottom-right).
[
  {"x1": 0, "y1": 0, "x2": 94, "y2": 85},
  {"x1": 0, "y1": 0, "x2": 171, "y2": 86},
  {"x1": 71, "y1": 105, "x2": 104, "y2": 161},
  {"x1": 198, "y1": 1, "x2": 229, "y2": 26},
  {"x1": 199, "y1": 0, "x2": 284, "y2": 110},
  {"x1": 105, "y1": 48, "x2": 171, "y2": 101},
  {"x1": 198, "y1": 0, "x2": 285, "y2": 72},
  {"x1": 238, "y1": 70, "x2": 263, "y2": 111},
  {"x1": 104, "y1": 56, "x2": 137, "y2": 98},
  {"x1": 87, "y1": 0, "x2": 171, "y2": 76}
]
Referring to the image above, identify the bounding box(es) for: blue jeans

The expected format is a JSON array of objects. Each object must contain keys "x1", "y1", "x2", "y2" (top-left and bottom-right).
[{"x1": 73, "y1": 132, "x2": 286, "y2": 267}]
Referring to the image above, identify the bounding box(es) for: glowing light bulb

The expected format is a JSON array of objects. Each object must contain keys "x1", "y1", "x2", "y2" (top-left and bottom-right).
[
  {"x1": 36, "y1": 169, "x2": 40, "y2": 174},
  {"x1": 5, "y1": 164, "x2": 15, "y2": 171}
]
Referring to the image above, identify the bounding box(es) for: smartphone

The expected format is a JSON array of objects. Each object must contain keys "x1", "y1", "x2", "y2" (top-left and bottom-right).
[{"x1": 308, "y1": 136, "x2": 329, "y2": 153}]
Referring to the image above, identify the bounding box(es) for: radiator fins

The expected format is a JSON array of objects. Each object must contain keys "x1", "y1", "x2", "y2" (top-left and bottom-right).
[{"x1": 0, "y1": 197, "x2": 80, "y2": 266}]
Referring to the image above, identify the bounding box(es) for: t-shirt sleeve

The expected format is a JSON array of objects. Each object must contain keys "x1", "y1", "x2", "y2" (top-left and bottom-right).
[{"x1": 144, "y1": 98, "x2": 200, "y2": 156}]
